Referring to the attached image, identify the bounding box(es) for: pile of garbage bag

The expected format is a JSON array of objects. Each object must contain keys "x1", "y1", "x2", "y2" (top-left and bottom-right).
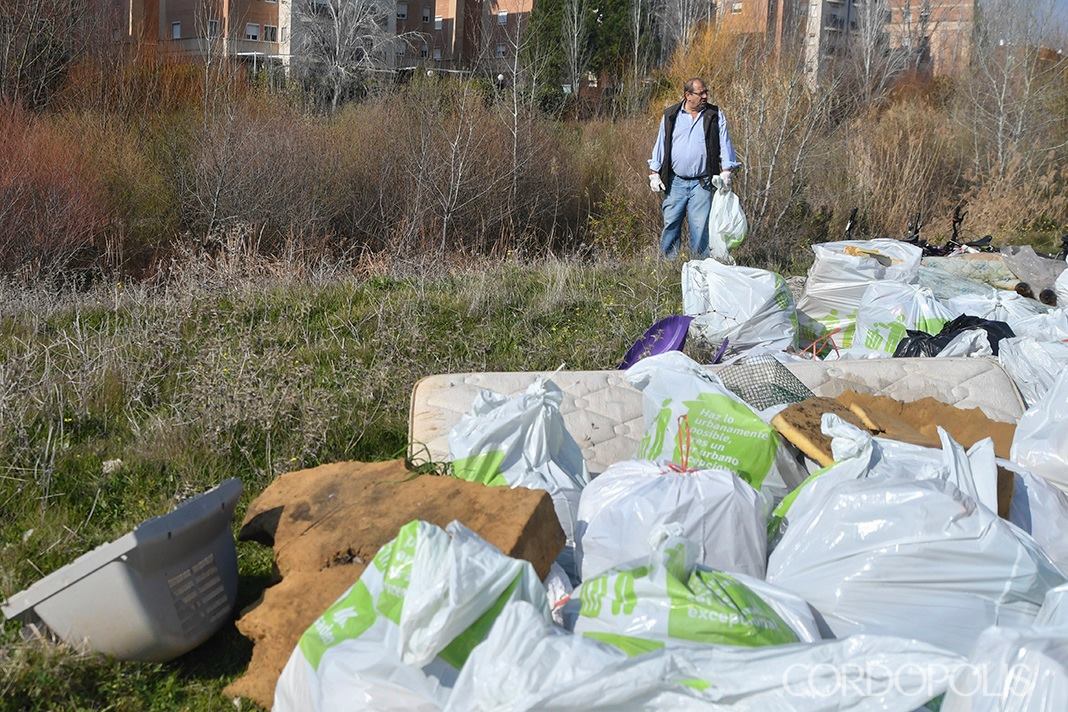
[{"x1": 268, "y1": 238, "x2": 1068, "y2": 711}]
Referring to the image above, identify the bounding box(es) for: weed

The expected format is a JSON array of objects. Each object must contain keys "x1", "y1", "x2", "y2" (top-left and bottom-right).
[{"x1": 0, "y1": 251, "x2": 680, "y2": 708}]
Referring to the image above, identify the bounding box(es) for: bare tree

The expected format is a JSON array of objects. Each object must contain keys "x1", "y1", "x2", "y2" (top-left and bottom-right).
[
  {"x1": 611, "y1": 0, "x2": 654, "y2": 116},
  {"x1": 561, "y1": 0, "x2": 592, "y2": 98},
  {"x1": 722, "y1": 48, "x2": 838, "y2": 264},
  {"x1": 0, "y1": 0, "x2": 91, "y2": 109},
  {"x1": 656, "y1": 0, "x2": 707, "y2": 62},
  {"x1": 960, "y1": 0, "x2": 1068, "y2": 177},
  {"x1": 843, "y1": 0, "x2": 909, "y2": 106},
  {"x1": 292, "y1": 0, "x2": 413, "y2": 112},
  {"x1": 630, "y1": 0, "x2": 650, "y2": 83},
  {"x1": 492, "y1": 13, "x2": 565, "y2": 243}
]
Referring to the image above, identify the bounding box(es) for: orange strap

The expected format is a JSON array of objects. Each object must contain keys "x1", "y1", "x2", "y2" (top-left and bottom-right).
[
  {"x1": 805, "y1": 327, "x2": 842, "y2": 359},
  {"x1": 667, "y1": 414, "x2": 694, "y2": 473}
]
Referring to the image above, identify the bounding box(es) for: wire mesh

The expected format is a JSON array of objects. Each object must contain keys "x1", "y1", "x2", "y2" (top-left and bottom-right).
[{"x1": 717, "y1": 354, "x2": 814, "y2": 411}]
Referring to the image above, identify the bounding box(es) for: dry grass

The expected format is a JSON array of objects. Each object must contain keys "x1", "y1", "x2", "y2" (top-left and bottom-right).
[{"x1": 0, "y1": 247, "x2": 680, "y2": 710}]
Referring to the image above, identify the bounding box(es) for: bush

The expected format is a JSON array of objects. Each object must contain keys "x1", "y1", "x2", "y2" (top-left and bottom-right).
[{"x1": 0, "y1": 107, "x2": 107, "y2": 277}]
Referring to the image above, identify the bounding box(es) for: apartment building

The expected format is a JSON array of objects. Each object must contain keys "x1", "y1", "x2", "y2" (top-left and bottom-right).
[
  {"x1": 800, "y1": 0, "x2": 861, "y2": 84},
  {"x1": 435, "y1": 0, "x2": 532, "y2": 69},
  {"x1": 717, "y1": 0, "x2": 804, "y2": 59},
  {"x1": 94, "y1": 0, "x2": 159, "y2": 45},
  {"x1": 799, "y1": 0, "x2": 975, "y2": 85},
  {"x1": 395, "y1": 0, "x2": 445, "y2": 66},
  {"x1": 886, "y1": 0, "x2": 975, "y2": 77},
  {"x1": 105, "y1": 0, "x2": 441, "y2": 71},
  {"x1": 131, "y1": 0, "x2": 293, "y2": 70}
]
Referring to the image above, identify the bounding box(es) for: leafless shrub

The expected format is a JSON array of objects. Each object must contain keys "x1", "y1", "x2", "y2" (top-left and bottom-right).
[{"x1": 0, "y1": 106, "x2": 106, "y2": 277}]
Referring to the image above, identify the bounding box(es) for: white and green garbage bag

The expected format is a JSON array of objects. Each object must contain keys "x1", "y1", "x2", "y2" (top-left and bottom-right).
[
  {"x1": 766, "y1": 413, "x2": 1001, "y2": 548},
  {"x1": 447, "y1": 377, "x2": 590, "y2": 578},
  {"x1": 446, "y1": 600, "x2": 966, "y2": 711},
  {"x1": 707, "y1": 174, "x2": 748, "y2": 263},
  {"x1": 681, "y1": 259, "x2": 798, "y2": 356},
  {"x1": 565, "y1": 526, "x2": 823, "y2": 650},
  {"x1": 766, "y1": 416, "x2": 1066, "y2": 656},
  {"x1": 575, "y1": 459, "x2": 770, "y2": 581},
  {"x1": 848, "y1": 281, "x2": 954, "y2": 358},
  {"x1": 273, "y1": 520, "x2": 549, "y2": 712},
  {"x1": 624, "y1": 351, "x2": 807, "y2": 503},
  {"x1": 795, "y1": 239, "x2": 923, "y2": 349}
]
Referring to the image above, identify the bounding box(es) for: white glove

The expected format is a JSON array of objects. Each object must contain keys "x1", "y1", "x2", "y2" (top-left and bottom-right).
[
  {"x1": 719, "y1": 170, "x2": 732, "y2": 189},
  {"x1": 649, "y1": 174, "x2": 666, "y2": 193}
]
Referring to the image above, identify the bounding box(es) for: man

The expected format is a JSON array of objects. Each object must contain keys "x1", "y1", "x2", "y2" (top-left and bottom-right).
[{"x1": 648, "y1": 77, "x2": 741, "y2": 259}]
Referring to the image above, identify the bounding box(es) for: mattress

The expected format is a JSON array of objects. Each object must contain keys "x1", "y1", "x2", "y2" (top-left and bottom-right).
[{"x1": 409, "y1": 358, "x2": 1025, "y2": 475}]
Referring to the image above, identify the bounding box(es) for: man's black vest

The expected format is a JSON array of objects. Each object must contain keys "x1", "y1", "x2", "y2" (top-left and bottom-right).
[{"x1": 658, "y1": 101, "x2": 721, "y2": 190}]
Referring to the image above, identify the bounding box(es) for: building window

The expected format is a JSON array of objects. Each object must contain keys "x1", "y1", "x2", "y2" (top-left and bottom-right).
[
  {"x1": 422, "y1": 6, "x2": 431, "y2": 22},
  {"x1": 280, "y1": 26, "x2": 287, "y2": 42},
  {"x1": 433, "y1": 47, "x2": 442, "y2": 60},
  {"x1": 434, "y1": 16, "x2": 442, "y2": 29},
  {"x1": 171, "y1": 21, "x2": 181, "y2": 39},
  {"x1": 207, "y1": 19, "x2": 219, "y2": 36},
  {"x1": 245, "y1": 23, "x2": 259, "y2": 40},
  {"x1": 263, "y1": 25, "x2": 278, "y2": 41},
  {"x1": 497, "y1": 10, "x2": 507, "y2": 24},
  {"x1": 420, "y1": 43, "x2": 429, "y2": 57},
  {"x1": 397, "y1": 2, "x2": 407, "y2": 19},
  {"x1": 731, "y1": 1, "x2": 742, "y2": 13},
  {"x1": 495, "y1": 43, "x2": 505, "y2": 57}
]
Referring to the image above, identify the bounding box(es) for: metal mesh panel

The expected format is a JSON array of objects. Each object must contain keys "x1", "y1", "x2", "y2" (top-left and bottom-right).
[{"x1": 717, "y1": 354, "x2": 814, "y2": 411}]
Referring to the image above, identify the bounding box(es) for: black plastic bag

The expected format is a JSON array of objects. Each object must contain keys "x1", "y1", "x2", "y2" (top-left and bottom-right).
[{"x1": 893, "y1": 315, "x2": 1015, "y2": 358}]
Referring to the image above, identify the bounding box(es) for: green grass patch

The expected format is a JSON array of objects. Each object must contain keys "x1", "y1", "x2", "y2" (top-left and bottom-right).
[{"x1": 0, "y1": 257, "x2": 681, "y2": 708}]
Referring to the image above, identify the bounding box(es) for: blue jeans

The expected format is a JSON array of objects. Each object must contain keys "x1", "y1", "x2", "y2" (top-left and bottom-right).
[{"x1": 659, "y1": 177, "x2": 712, "y2": 259}]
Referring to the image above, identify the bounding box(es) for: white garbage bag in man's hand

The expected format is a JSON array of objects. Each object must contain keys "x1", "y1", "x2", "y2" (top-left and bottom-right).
[{"x1": 707, "y1": 173, "x2": 748, "y2": 263}]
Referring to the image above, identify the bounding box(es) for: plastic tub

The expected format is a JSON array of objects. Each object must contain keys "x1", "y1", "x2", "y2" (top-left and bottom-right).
[{"x1": 2, "y1": 479, "x2": 242, "y2": 662}]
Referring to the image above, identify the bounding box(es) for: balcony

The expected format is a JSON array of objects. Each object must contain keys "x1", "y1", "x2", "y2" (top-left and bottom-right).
[
  {"x1": 231, "y1": 39, "x2": 283, "y2": 56},
  {"x1": 162, "y1": 37, "x2": 282, "y2": 58}
]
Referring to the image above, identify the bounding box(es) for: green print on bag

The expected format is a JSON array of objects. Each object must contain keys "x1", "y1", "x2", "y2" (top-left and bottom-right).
[
  {"x1": 639, "y1": 399, "x2": 674, "y2": 460},
  {"x1": 821, "y1": 308, "x2": 858, "y2": 347},
  {"x1": 582, "y1": 632, "x2": 665, "y2": 657},
  {"x1": 864, "y1": 314, "x2": 949, "y2": 354},
  {"x1": 579, "y1": 567, "x2": 648, "y2": 620},
  {"x1": 916, "y1": 315, "x2": 948, "y2": 336},
  {"x1": 578, "y1": 551, "x2": 797, "y2": 648},
  {"x1": 864, "y1": 318, "x2": 909, "y2": 353},
  {"x1": 297, "y1": 521, "x2": 421, "y2": 670},
  {"x1": 665, "y1": 569, "x2": 798, "y2": 647},
  {"x1": 675, "y1": 393, "x2": 776, "y2": 488},
  {"x1": 375, "y1": 521, "x2": 419, "y2": 624},
  {"x1": 450, "y1": 450, "x2": 509, "y2": 487},
  {"x1": 438, "y1": 574, "x2": 522, "y2": 669},
  {"x1": 297, "y1": 579, "x2": 377, "y2": 670}
]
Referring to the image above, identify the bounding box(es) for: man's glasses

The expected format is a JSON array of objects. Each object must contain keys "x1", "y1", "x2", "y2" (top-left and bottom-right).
[{"x1": 686, "y1": 90, "x2": 709, "y2": 96}]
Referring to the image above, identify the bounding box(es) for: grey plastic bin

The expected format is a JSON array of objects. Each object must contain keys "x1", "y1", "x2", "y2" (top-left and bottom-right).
[{"x1": 2, "y1": 479, "x2": 242, "y2": 662}]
